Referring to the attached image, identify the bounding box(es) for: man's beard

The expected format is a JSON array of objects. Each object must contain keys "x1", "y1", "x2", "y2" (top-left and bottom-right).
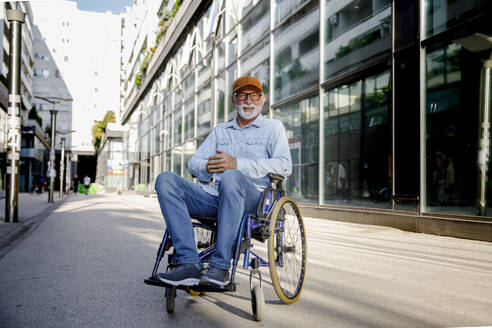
[{"x1": 236, "y1": 103, "x2": 262, "y2": 120}]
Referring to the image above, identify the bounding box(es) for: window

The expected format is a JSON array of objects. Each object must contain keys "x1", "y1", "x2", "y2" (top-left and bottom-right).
[
  {"x1": 323, "y1": 69, "x2": 391, "y2": 208},
  {"x1": 424, "y1": 0, "x2": 488, "y2": 38},
  {"x1": 424, "y1": 42, "x2": 488, "y2": 215},
  {"x1": 226, "y1": 62, "x2": 237, "y2": 120},
  {"x1": 216, "y1": 72, "x2": 226, "y2": 124},
  {"x1": 241, "y1": 39, "x2": 270, "y2": 102},
  {"x1": 240, "y1": 0, "x2": 270, "y2": 53},
  {"x1": 274, "y1": 0, "x2": 310, "y2": 26},
  {"x1": 183, "y1": 140, "x2": 197, "y2": 181},
  {"x1": 197, "y1": 83, "x2": 212, "y2": 136},
  {"x1": 274, "y1": 6, "x2": 319, "y2": 102},
  {"x1": 184, "y1": 97, "x2": 195, "y2": 141},
  {"x1": 274, "y1": 94, "x2": 319, "y2": 203},
  {"x1": 173, "y1": 107, "x2": 183, "y2": 147},
  {"x1": 324, "y1": 0, "x2": 392, "y2": 81}
]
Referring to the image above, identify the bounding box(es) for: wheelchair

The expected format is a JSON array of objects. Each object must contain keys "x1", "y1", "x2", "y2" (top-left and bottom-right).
[{"x1": 144, "y1": 173, "x2": 307, "y2": 321}]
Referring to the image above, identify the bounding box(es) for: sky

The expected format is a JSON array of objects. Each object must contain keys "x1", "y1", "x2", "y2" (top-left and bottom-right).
[{"x1": 75, "y1": 0, "x2": 133, "y2": 14}]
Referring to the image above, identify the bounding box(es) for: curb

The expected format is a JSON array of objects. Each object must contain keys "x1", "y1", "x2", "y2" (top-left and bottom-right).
[{"x1": 0, "y1": 197, "x2": 68, "y2": 260}]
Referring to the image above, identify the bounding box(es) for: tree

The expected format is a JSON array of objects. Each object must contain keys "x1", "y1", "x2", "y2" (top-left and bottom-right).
[{"x1": 92, "y1": 110, "x2": 116, "y2": 150}]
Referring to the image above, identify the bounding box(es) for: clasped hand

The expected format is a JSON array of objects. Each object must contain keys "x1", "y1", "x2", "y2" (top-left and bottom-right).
[{"x1": 207, "y1": 150, "x2": 237, "y2": 173}]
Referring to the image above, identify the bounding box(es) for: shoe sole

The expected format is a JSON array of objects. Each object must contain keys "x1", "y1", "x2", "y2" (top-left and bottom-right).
[
  {"x1": 199, "y1": 277, "x2": 228, "y2": 287},
  {"x1": 157, "y1": 277, "x2": 200, "y2": 286}
]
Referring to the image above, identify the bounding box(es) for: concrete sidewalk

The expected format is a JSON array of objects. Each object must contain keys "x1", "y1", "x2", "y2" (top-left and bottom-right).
[
  {"x1": 0, "y1": 193, "x2": 491, "y2": 327},
  {"x1": 0, "y1": 192, "x2": 67, "y2": 259}
]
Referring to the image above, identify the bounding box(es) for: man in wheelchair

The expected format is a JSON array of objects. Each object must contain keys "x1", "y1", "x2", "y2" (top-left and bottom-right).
[{"x1": 154, "y1": 76, "x2": 292, "y2": 289}]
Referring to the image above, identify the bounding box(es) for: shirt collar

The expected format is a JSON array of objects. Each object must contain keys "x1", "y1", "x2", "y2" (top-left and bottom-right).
[{"x1": 226, "y1": 114, "x2": 265, "y2": 130}]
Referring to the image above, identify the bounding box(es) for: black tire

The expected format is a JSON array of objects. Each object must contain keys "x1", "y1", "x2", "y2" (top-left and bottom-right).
[
  {"x1": 251, "y1": 286, "x2": 264, "y2": 322},
  {"x1": 267, "y1": 197, "x2": 307, "y2": 304},
  {"x1": 165, "y1": 287, "x2": 176, "y2": 313}
]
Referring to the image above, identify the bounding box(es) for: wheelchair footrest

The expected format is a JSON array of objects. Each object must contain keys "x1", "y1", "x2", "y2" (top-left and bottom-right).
[
  {"x1": 144, "y1": 276, "x2": 169, "y2": 288},
  {"x1": 191, "y1": 283, "x2": 236, "y2": 293},
  {"x1": 144, "y1": 276, "x2": 236, "y2": 292}
]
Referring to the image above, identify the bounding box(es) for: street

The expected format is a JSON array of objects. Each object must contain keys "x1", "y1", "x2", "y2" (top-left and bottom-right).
[{"x1": 1, "y1": 193, "x2": 491, "y2": 328}]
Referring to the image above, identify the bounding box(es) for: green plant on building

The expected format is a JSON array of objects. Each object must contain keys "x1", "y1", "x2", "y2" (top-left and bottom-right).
[
  {"x1": 28, "y1": 107, "x2": 43, "y2": 127},
  {"x1": 91, "y1": 110, "x2": 116, "y2": 150},
  {"x1": 135, "y1": 0, "x2": 181, "y2": 87},
  {"x1": 335, "y1": 30, "x2": 380, "y2": 59}
]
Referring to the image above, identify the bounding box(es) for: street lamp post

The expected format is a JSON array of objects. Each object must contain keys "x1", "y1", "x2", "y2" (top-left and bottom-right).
[
  {"x1": 5, "y1": 7, "x2": 25, "y2": 222},
  {"x1": 60, "y1": 137, "x2": 65, "y2": 198},
  {"x1": 66, "y1": 152, "x2": 71, "y2": 195},
  {"x1": 48, "y1": 109, "x2": 57, "y2": 202},
  {"x1": 34, "y1": 96, "x2": 72, "y2": 203},
  {"x1": 56, "y1": 129, "x2": 75, "y2": 198}
]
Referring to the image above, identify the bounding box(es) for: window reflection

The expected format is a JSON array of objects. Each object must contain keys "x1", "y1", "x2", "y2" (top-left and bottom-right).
[
  {"x1": 173, "y1": 108, "x2": 182, "y2": 146},
  {"x1": 183, "y1": 140, "x2": 197, "y2": 180},
  {"x1": 425, "y1": 42, "x2": 485, "y2": 215},
  {"x1": 164, "y1": 114, "x2": 172, "y2": 150},
  {"x1": 154, "y1": 121, "x2": 161, "y2": 154},
  {"x1": 324, "y1": 69, "x2": 391, "y2": 207},
  {"x1": 242, "y1": 39, "x2": 270, "y2": 97},
  {"x1": 226, "y1": 63, "x2": 237, "y2": 121},
  {"x1": 216, "y1": 42, "x2": 226, "y2": 73},
  {"x1": 274, "y1": 7, "x2": 319, "y2": 102},
  {"x1": 226, "y1": 30, "x2": 237, "y2": 65},
  {"x1": 241, "y1": 0, "x2": 270, "y2": 53},
  {"x1": 274, "y1": 94, "x2": 319, "y2": 203},
  {"x1": 426, "y1": 43, "x2": 461, "y2": 91},
  {"x1": 172, "y1": 146, "x2": 182, "y2": 175},
  {"x1": 197, "y1": 83, "x2": 212, "y2": 136},
  {"x1": 324, "y1": 0, "x2": 391, "y2": 80},
  {"x1": 216, "y1": 72, "x2": 226, "y2": 124},
  {"x1": 165, "y1": 150, "x2": 171, "y2": 172},
  {"x1": 274, "y1": 0, "x2": 310, "y2": 26},
  {"x1": 183, "y1": 72, "x2": 195, "y2": 99},
  {"x1": 226, "y1": 0, "x2": 240, "y2": 32},
  {"x1": 197, "y1": 54, "x2": 212, "y2": 87},
  {"x1": 184, "y1": 97, "x2": 195, "y2": 141},
  {"x1": 425, "y1": 0, "x2": 488, "y2": 38}
]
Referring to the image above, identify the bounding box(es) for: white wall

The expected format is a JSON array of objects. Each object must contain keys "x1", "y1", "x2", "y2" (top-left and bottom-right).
[{"x1": 31, "y1": 0, "x2": 121, "y2": 153}]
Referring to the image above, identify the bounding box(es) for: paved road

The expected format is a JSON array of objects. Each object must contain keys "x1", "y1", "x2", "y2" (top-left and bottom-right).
[{"x1": 0, "y1": 193, "x2": 491, "y2": 327}]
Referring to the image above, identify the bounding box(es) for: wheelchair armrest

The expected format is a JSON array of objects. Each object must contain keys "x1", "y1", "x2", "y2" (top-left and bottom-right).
[{"x1": 267, "y1": 173, "x2": 285, "y2": 190}]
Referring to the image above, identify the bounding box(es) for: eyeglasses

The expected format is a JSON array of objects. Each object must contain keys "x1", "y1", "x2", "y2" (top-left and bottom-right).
[{"x1": 234, "y1": 92, "x2": 263, "y2": 102}]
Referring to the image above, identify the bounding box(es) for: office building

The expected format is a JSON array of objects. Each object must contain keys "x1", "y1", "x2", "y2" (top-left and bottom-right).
[{"x1": 120, "y1": 0, "x2": 492, "y2": 241}]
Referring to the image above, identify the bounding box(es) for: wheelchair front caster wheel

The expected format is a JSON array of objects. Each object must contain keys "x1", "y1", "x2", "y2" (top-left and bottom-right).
[
  {"x1": 188, "y1": 288, "x2": 203, "y2": 296},
  {"x1": 165, "y1": 287, "x2": 176, "y2": 313},
  {"x1": 251, "y1": 286, "x2": 265, "y2": 322}
]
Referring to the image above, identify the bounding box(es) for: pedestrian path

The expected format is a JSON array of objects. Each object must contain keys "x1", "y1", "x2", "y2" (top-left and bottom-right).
[
  {"x1": 0, "y1": 192, "x2": 66, "y2": 257},
  {"x1": 0, "y1": 193, "x2": 491, "y2": 328}
]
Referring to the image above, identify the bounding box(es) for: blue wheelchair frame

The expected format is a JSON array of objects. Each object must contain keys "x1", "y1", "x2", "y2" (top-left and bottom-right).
[{"x1": 147, "y1": 175, "x2": 285, "y2": 292}]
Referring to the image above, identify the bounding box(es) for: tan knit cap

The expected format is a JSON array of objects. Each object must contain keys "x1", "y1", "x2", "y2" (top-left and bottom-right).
[{"x1": 232, "y1": 75, "x2": 263, "y2": 94}]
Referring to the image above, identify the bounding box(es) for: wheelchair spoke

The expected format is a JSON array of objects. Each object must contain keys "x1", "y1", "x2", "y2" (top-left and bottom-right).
[{"x1": 269, "y1": 198, "x2": 307, "y2": 303}]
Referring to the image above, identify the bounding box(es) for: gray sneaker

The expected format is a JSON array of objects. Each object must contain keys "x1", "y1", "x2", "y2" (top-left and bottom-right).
[
  {"x1": 199, "y1": 267, "x2": 229, "y2": 287},
  {"x1": 155, "y1": 263, "x2": 204, "y2": 286}
]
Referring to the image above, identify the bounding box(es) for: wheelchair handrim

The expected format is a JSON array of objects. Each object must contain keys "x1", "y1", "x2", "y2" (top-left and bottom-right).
[{"x1": 268, "y1": 197, "x2": 307, "y2": 304}]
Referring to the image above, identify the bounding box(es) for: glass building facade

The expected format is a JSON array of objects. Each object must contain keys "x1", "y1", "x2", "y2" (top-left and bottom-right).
[{"x1": 121, "y1": 0, "x2": 492, "y2": 234}]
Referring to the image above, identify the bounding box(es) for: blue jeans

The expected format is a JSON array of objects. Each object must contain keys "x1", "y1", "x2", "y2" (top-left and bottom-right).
[{"x1": 155, "y1": 170, "x2": 263, "y2": 270}]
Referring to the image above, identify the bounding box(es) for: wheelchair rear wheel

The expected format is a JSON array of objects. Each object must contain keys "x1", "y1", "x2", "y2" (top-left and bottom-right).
[{"x1": 267, "y1": 197, "x2": 307, "y2": 304}]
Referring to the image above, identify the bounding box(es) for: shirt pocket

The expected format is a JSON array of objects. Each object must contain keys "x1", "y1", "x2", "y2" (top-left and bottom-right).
[
  {"x1": 244, "y1": 137, "x2": 268, "y2": 159},
  {"x1": 216, "y1": 137, "x2": 232, "y2": 153}
]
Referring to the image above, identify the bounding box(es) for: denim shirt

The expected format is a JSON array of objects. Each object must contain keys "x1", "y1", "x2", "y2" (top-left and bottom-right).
[{"x1": 188, "y1": 114, "x2": 292, "y2": 196}]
